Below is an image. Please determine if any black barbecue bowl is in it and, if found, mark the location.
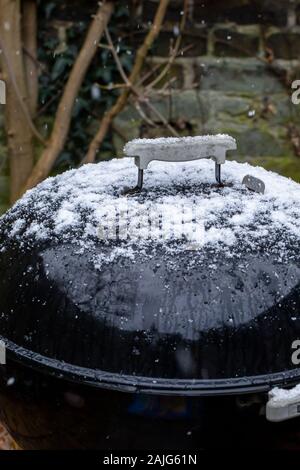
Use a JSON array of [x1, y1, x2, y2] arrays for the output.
[[0, 156, 300, 449]]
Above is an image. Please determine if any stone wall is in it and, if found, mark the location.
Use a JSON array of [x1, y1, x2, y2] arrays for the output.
[[113, 0, 300, 180]]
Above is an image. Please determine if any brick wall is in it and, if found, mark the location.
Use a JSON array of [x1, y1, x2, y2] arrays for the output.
[[113, 0, 300, 178]]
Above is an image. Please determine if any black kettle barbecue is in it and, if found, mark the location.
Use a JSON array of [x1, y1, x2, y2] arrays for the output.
[[0, 134, 300, 449]]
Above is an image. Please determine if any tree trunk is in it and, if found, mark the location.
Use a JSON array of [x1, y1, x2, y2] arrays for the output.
[[22, 0, 38, 117], [0, 0, 34, 203], [23, 1, 114, 193]]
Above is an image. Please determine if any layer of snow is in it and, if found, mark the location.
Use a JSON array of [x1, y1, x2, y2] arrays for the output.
[[269, 385, 300, 406], [1, 157, 300, 267], [124, 134, 237, 154]]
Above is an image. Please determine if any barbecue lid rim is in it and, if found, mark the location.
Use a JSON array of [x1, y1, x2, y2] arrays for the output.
[[2, 335, 300, 396]]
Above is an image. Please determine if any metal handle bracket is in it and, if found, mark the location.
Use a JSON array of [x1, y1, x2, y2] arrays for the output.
[[124, 135, 237, 191]]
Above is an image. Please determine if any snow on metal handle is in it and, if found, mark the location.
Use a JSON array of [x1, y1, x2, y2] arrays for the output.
[[124, 134, 237, 170]]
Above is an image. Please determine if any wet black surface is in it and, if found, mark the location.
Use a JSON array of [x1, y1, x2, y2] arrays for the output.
[[0, 237, 300, 392]]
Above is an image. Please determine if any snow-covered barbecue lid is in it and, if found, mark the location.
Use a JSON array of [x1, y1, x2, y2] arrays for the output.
[[0, 155, 300, 394]]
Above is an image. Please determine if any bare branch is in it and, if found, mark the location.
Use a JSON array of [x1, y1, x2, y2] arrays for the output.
[[23, 1, 114, 193], [132, 98, 157, 127], [140, 97, 178, 136], [137, 43, 194, 88], [146, 0, 189, 90], [105, 27, 131, 86], [104, 26, 179, 136], [96, 83, 129, 91]]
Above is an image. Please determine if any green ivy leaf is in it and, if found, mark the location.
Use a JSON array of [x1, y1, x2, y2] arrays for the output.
[[51, 57, 69, 80]]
